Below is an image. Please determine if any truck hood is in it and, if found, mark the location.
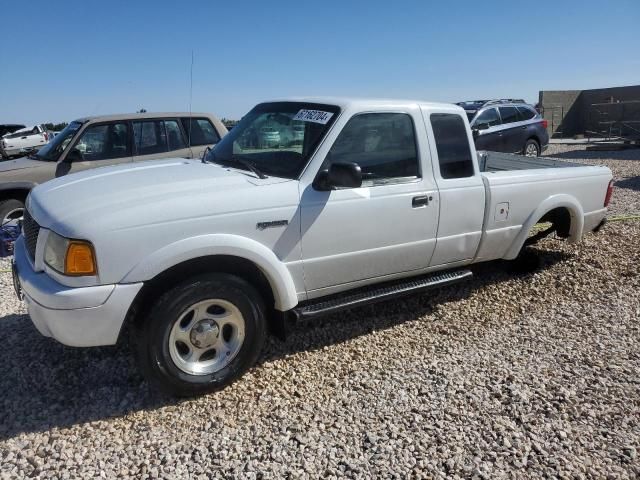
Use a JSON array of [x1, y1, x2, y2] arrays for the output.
[[29, 159, 295, 237], [0, 156, 47, 173]]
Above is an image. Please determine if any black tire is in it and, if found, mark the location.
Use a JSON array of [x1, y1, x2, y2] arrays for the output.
[[136, 273, 267, 397], [523, 138, 540, 157], [0, 199, 25, 226]]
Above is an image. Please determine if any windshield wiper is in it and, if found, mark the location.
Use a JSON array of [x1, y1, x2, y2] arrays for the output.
[[203, 150, 268, 179], [232, 157, 268, 179]]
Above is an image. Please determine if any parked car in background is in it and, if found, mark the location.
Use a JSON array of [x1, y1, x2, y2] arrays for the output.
[[0, 112, 227, 225], [0, 124, 26, 138], [12, 98, 612, 396], [457, 100, 549, 157], [259, 126, 280, 147], [1, 125, 49, 159]]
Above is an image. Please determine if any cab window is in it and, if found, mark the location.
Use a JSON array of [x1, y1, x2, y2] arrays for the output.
[[430, 113, 475, 179], [324, 113, 419, 185], [181, 118, 220, 146], [73, 123, 130, 161]]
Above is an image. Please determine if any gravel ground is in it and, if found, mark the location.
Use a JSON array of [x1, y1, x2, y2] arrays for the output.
[[1, 146, 639, 479]]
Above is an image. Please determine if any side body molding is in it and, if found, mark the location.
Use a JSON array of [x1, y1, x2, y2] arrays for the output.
[[121, 234, 299, 311], [503, 194, 584, 260]]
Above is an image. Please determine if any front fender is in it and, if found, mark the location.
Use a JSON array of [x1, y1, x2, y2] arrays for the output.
[[121, 234, 298, 311], [503, 194, 584, 260]]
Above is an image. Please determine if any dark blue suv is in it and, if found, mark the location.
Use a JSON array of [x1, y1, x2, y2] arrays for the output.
[[457, 99, 549, 156]]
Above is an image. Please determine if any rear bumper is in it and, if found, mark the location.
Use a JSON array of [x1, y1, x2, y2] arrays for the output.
[[14, 237, 142, 347]]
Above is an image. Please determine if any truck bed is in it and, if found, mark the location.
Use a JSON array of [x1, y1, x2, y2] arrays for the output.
[[478, 151, 582, 172]]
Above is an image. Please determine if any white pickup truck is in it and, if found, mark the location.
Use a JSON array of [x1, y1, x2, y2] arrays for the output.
[[1, 124, 49, 159], [13, 98, 613, 396]]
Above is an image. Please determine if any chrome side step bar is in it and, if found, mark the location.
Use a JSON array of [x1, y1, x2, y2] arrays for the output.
[[293, 269, 473, 320]]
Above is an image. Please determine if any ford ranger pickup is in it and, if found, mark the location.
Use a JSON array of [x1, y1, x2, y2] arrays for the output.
[[12, 98, 613, 396]]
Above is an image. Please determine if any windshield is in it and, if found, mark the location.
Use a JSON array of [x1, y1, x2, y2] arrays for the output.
[[204, 102, 341, 179], [36, 121, 82, 161]]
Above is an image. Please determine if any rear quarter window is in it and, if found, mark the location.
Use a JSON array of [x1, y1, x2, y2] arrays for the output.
[[430, 113, 475, 179], [498, 106, 519, 124], [181, 118, 220, 146], [516, 106, 536, 121]]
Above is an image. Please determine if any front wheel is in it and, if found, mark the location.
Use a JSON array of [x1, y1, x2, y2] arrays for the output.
[[0, 199, 25, 226], [136, 273, 267, 397], [523, 139, 540, 157]]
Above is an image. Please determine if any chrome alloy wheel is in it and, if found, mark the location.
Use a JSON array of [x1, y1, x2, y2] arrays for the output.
[[2, 207, 23, 227], [525, 142, 539, 157], [168, 299, 246, 375]]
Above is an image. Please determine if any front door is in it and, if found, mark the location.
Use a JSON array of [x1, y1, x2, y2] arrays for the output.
[[61, 121, 133, 176], [300, 111, 439, 294]]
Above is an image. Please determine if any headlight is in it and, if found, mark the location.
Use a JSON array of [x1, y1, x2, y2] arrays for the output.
[[44, 231, 97, 276]]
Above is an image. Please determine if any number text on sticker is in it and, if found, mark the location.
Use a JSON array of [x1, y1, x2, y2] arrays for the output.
[[293, 109, 334, 125]]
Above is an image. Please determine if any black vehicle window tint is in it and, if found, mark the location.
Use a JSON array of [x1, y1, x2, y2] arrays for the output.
[[181, 118, 220, 146], [474, 108, 500, 129], [164, 120, 186, 151], [498, 106, 519, 125], [133, 121, 168, 155], [74, 123, 130, 161], [430, 113, 474, 179], [516, 106, 536, 121], [325, 113, 419, 185]]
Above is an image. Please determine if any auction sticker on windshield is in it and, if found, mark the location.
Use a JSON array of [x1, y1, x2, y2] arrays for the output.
[[293, 109, 334, 124]]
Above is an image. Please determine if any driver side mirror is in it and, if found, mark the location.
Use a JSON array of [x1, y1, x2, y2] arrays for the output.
[[472, 123, 489, 137], [313, 162, 363, 191]]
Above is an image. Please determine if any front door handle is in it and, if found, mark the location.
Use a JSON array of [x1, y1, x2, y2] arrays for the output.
[[412, 195, 431, 208]]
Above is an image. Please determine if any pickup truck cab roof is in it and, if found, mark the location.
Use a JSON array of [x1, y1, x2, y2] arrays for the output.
[[14, 97, 612, 396]]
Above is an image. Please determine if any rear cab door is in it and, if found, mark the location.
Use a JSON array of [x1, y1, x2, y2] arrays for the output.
[[132, 118, 192, 162], [422, 106, 486, 266]]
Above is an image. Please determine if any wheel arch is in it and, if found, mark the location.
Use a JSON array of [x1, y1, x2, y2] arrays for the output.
[[121, 234, 299, 312], [503, 195, 584, 260], [0, 182, 36, 203]]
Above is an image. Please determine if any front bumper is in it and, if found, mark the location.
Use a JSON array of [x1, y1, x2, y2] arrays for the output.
[[14, 236, 142, 347]]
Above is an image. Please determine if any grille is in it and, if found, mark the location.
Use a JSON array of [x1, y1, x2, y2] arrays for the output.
[[22, 210, 40, 259]]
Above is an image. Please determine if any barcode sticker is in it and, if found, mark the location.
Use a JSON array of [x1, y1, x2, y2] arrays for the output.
[[293, 109, 334, 124]]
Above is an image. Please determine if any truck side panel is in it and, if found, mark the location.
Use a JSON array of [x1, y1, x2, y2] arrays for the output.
[[476, 167, 611, 261]]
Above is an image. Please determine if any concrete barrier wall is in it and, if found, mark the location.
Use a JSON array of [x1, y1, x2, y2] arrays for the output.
[[539, 84, 640, 138]]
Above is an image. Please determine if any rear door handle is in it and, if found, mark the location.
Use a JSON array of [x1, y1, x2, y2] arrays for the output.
[[412, 195, 431, 208]]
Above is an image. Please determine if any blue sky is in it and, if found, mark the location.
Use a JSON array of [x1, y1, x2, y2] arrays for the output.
[[2, 0, 639, 124]]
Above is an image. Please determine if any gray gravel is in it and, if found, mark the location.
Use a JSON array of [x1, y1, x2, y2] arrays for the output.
[[1, 146, 639, 479]]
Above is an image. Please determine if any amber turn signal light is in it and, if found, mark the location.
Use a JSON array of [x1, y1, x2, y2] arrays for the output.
[[65, 241, 97, 276]]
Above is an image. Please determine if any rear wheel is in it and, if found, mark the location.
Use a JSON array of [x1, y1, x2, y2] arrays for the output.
[[136, 273, 267, 397], [523, 139, 540, 157], [0, 199, 25, 227]]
